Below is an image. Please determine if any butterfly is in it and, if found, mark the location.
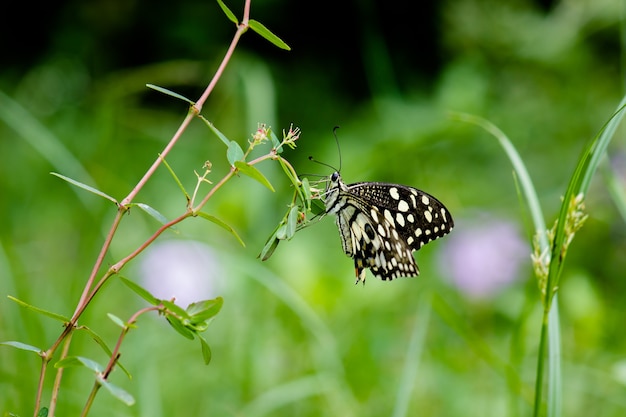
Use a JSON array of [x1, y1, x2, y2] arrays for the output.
[[323, 171, 454, 284]]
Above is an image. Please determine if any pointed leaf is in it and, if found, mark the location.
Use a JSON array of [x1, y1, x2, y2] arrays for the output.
[[158, 153, 189, 199], [249, 19, 291, 50], [0, 341, 42, 354], [311, 198, 326, 215], [275, 224, 288, 240], [196, 212, 245, 247], [269, 129, 282, 152], [107, 313, 127, 329], [146, 84, 194, 104], [55, 356, 104, 373], [187, 297, 223, 324], [227, 141, 244, 165], [301, 177, 312, 210], [259, 231, 280, 261], [119, 277, 159, 305], [8, 296, 70, 322], [133, 203, 175, 230], [234, 161, 274, 191], [199, 116, 230, 146], [97, 374, 136, 406], [165, 315, 195, 340], [285, 205, 299, 239], [50, 173, 117, 204], [162, 300, 190, 319], [77, 325, 132, 379], [198, 335, 212, 365], [216, 0, 238, 24]]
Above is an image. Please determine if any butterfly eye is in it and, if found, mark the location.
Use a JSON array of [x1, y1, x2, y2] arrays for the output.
[[331, 172, 340, 182]]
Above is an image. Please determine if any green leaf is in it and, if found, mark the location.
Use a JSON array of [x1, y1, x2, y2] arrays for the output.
[[55, 356, 104, 373], [162, 300, 190, 319], [146, 84, 194, 104], [119, 277, 159, 305], [50, 173, 117, 205], [200, 116, 230, 147], [259, 231, 280, 261], [269, 129, 282, 152], [158, 153, 189, 199], [275, 224, 288, 240], [165, 315, 195, 340], [216, 0, 238, 24], [278, 157, 304, 203], [187, 297, 223, 324], [227, 141, 245, 165], [248, 19, 291, 50], [37, 407, 49, 417], [196, 212, 245, 247], [311, 198, 326, 215], [198, 335, 212, 365], [77, 326, 132, 379], [0, 340, 42, 354], [234, 161, 275, 192], [107, 313, 127, 329], [8, 296, 70, 322], [301, 177, 312, 210], [133, 203, 175, 229], [96, 374, 136, 406], [286, 205, 299, 239]]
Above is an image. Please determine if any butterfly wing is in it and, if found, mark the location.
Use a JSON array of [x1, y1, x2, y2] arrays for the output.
[[346, 182, 454, 251], [333, 194, 418, 283], [324, 173, 454, 284]]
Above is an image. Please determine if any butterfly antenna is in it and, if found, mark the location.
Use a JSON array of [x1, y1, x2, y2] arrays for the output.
[[308, 155, 338, 172], [308, 126, 343, 173], [332, 125, 342, 172]]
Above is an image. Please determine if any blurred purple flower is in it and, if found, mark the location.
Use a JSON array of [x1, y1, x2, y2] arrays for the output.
[[138, 240, 223, 308], [438, 217, 529, 299]]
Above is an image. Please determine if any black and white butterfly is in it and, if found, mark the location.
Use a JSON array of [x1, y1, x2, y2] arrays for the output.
[[323, 171, 454, 284]]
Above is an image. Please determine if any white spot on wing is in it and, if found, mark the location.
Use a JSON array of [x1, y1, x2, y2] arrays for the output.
[[389, 187, 400, 200], [398, 200, 410, 212], [384, 209, 395, 226]]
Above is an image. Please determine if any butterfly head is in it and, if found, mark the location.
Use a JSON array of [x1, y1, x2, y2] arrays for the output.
[[323, 171, 348, 214]]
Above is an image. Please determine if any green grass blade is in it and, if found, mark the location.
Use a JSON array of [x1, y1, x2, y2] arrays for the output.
[[450, 112, 548, 244], [0, 91, 97, 208], [547, 301, 562, 417], [391, 292, 431, 417], [602, 162, 626, 223]]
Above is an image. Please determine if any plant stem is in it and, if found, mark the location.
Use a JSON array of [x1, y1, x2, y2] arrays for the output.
[[533, 307, 549, 417], [48, 332, 73, 417]]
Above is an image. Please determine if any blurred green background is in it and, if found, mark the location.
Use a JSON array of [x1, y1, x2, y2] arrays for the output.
[[1, 0, 625, 416]]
